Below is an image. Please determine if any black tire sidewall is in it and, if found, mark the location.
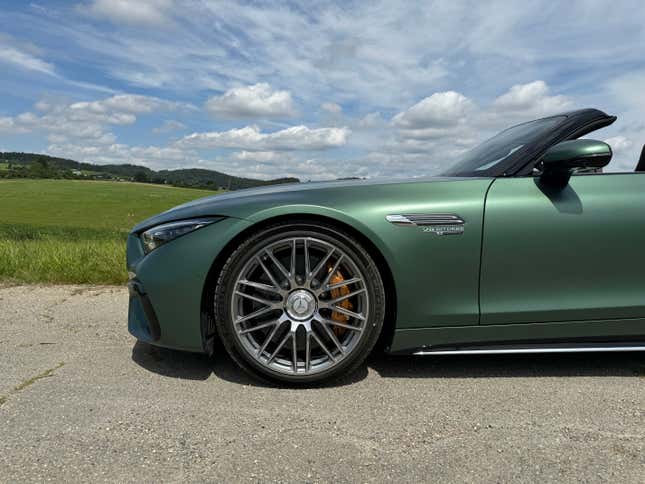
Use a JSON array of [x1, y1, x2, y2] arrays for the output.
[[214, 221, 385, 385]]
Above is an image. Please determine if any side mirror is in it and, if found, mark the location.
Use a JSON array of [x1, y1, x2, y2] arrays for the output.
[[540, 139, 612, 188]]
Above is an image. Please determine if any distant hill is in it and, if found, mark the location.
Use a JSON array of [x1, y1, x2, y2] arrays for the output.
[[0, 152, 299, 190]]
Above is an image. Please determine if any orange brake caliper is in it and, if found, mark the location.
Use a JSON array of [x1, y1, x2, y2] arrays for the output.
[[328, 268, 353, 337]]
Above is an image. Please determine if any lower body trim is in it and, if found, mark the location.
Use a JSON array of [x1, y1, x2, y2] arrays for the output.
[[413, 342, 645, 356]]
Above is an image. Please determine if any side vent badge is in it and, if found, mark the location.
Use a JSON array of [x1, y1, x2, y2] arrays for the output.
[[386, 214, 465, 236]]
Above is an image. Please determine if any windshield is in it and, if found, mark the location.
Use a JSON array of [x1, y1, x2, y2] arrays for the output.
[[442, 116, 565, 176]]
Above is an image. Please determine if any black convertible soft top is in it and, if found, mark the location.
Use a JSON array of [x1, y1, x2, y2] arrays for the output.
[[445, 108, 616, 178], [507, 108, 616, 177]]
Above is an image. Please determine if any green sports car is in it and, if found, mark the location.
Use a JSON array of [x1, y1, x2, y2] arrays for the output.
[[127, 108, 645, 384]]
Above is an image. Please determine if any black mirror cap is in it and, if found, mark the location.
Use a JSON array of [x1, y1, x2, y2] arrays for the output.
[[540, 139, 612, 188]]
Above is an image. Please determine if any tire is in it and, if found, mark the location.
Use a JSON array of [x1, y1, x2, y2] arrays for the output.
[[214, 220, 386, 386]]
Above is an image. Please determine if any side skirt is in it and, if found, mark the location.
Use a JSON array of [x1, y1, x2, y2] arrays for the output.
[[388, 318, 645, 355], [413, 342, 645, 356]]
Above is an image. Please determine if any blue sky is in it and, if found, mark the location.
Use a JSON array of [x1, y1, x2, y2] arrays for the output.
[[0, 0, 644, 179]]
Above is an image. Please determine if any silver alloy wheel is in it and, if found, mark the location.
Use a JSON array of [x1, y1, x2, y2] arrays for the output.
[[230, 236, 369, 376]]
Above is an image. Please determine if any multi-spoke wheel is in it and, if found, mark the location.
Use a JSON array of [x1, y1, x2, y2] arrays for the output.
[[214, 221, 386, 385]]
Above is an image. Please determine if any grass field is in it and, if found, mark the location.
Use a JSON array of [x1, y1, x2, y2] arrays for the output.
[[0, 179, 219, 284]]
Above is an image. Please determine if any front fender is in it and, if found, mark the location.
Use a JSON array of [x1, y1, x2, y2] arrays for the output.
[[245, 203, 398, 269]]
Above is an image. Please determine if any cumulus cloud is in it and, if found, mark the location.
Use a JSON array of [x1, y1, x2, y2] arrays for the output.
[[392, 91, 475, 129], [48, 142, 193, 167], [0, 94, 189, 145], [604, 136, 633, 153], [377, 80, 578, 168], [232, 151, 282, 163], [78, 0, 175, 26], [357, 112, 385, 129], [0, 117, 16, 131], [70, 94, 185, 116], [321, 102, 342, 114], [492, 80, 573, 118], [205, 83, 296, 119], [177, 125, 349, 151]]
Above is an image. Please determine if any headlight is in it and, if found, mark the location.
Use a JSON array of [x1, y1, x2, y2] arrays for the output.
[[140, 217, 222, 254]]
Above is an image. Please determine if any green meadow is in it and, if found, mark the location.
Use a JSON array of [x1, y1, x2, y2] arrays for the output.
[[0, 179, 219, 284]]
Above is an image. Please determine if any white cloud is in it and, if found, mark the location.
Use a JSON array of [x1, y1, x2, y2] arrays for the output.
[[195, 153, 342, 181], [357, 112, 385, 129], [492, 80, 573, 117], [321, 102, 342, 114], [4, 0, 644, 182], [0, 117, 16, 131], [177, 125, 349, 151], [78, 0, 175, 26], [232, 151, 282, 163], [605, 136, 633, 153], [392, 91, 475, 129], [375, 80, 578, 172], [152, 120, 187, 134], [0, 36, 56, 76], [602, 135, 640, 172], [70, 94, 185, 116], [0, 94, 189, 145], [48, 142, 193, 168], [205, 83, 295, 118]]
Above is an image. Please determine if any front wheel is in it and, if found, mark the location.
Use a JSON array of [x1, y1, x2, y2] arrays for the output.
[[214, 221, 386, 385]]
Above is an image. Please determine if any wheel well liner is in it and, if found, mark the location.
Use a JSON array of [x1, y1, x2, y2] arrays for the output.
[[200, 213, 397, 355]]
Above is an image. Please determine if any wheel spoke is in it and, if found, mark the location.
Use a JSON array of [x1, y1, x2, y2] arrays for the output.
[[325, 277, 362, 292], [321, 318, 363, 332], [235, 290, 278, 308], [304, 239, 311, 281], [238, 279, 282, 295], [290, 239, 297, 283], [308, 247, 334, 282], [257, 256, 282, 290], [326, 304, 365, 321], [235, 306, 273, 323], [291, 333, 298, 373], [305, 332, 311, 373], [267, 331, 291, 364], [265, 249, 290, 283], [257, 322, 282, 356], [319, 254, 344, 288], [239, 319, 279, 335], [311, 330, 335, 362], [325, 288, 366, 305], [320, 321, 345, 354]]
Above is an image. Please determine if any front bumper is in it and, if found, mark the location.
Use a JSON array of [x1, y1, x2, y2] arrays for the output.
[[127, 279, 161, 343], [126, 216, 252, 352]]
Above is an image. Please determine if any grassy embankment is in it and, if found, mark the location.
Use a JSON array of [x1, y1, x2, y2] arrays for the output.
[[0, 179, 219, 284]]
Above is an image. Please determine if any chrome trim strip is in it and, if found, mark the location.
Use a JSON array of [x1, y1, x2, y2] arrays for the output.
[[386, 213, 464, 227], [413, 346, 645, 356], [385, 214, 414, 226]]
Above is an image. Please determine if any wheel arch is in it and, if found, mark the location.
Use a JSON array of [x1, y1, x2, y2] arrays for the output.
[[200, 213, 398, 355]]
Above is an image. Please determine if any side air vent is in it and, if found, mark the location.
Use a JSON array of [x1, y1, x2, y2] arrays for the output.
[[385, 213, 464, 226]]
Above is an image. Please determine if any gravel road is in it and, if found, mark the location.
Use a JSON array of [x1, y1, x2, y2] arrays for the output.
[[1, 284, 644, 483]]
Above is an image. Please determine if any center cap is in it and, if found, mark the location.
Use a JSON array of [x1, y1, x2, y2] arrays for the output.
[[285, 289, 317, 320]]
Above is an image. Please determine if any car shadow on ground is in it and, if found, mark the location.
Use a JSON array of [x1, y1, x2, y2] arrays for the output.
[[132, 341, 645, 388], [131, 340, 368, 388]]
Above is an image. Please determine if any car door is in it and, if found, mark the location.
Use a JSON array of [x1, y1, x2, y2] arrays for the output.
[[480, 172, 645, 324]]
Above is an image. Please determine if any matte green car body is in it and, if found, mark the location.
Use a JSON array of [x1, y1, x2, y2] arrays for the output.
[[127, 109, 645, 357], [127, 173, 645, 354]]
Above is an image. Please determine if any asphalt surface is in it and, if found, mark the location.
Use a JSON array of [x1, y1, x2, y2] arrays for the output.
[[1, 284, 644, 483]]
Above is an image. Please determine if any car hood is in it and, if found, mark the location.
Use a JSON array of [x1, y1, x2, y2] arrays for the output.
[[131, 176, 473, 233]]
